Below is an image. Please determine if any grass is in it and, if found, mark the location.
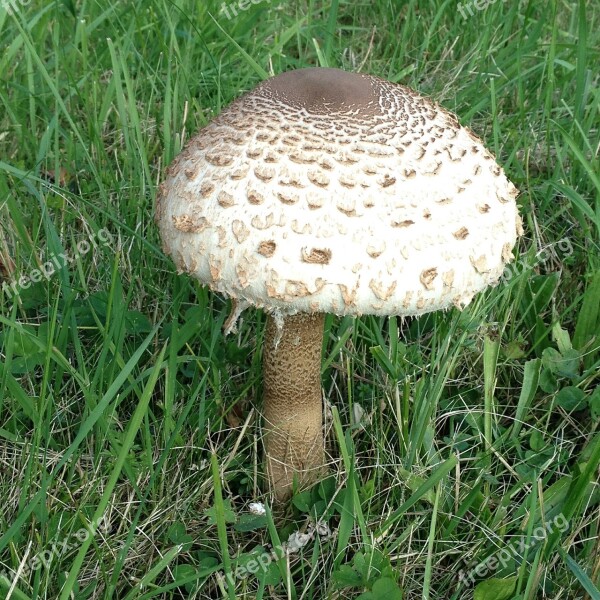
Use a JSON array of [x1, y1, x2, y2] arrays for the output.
[[0, 0, 599, 598]]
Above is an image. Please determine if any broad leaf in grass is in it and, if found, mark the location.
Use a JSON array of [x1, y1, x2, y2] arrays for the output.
[[0, 325, 41, 355], [557, 349, 582, 379], [204, 499, 236, 525], [172, 564, 198, 593], [0, 324, 47, 373], [556, 386, 587, 411], [197, 552, 219, 569], [398, 468, 435, 504], [589, 386, 600, 420], [125, 310, 153, 334], [541, 346, 580, 379], [539, 368, 559, 393], [292, 490, 312, 513], [542, 348, 564, 376], [333, 547, 397, 591], [529, 429, 545, 451], [233, 513, 267, 532], [167, 521, 193, 549], [8, 353, 46, 374], [261, 561, 281, 586], [474, 576, 518, 600], [552, 323, 572, 353], [333, 564, 364, 589], [504, 339, 526, 359], [317, 476, 337, 501], [354, 548, 393, 580], [357, 576, 403, 599]]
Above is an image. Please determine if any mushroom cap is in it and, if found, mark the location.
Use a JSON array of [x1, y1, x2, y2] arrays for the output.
[[156, 68, 522, 317]]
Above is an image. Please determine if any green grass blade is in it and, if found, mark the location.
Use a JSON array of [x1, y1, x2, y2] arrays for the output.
[[58, 344, 168, 600]]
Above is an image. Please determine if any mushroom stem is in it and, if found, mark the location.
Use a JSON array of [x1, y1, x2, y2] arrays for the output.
[[263, 312, 325, 500]]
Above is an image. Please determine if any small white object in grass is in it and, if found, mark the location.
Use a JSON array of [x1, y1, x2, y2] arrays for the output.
[[352, 402, 368, 427], [285, 531, 312, 553], [314, 521, 331, 538], [248, 502, 266, 516]]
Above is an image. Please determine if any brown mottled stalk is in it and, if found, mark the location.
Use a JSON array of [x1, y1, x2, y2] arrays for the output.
[[262, 313, 325, 501]]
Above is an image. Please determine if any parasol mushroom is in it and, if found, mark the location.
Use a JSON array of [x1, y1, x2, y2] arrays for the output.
[[156, 67, 522, 500]]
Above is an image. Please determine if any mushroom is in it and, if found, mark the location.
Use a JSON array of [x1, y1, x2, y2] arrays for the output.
[[156, 67, 522, 501]]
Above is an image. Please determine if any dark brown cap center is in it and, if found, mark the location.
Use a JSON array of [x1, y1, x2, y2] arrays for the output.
[[261, 68, 379, 115]]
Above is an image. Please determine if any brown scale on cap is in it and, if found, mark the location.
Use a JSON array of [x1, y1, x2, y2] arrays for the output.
[[254, 165, 275, 182], [251, 214, 274, 230], [277, 191, 299, 205], [156, 67, 522, 501], [172, 215, 208, 233], [205, 151, 233, 167], [392, 219, 415, 228], [420, 268, 438, 290], [443, 270, 455, 288], [301, 247, 332, 264], [232, 220, 250, 243], [217, 191, 235, 208], [200, 182, 214, 198], [247, 190, 264, 205], [453, 226, 469, 240], [258, 240, 277, 257]]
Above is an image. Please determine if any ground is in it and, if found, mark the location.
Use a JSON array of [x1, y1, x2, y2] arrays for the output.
[[0, 1, 599, 599]]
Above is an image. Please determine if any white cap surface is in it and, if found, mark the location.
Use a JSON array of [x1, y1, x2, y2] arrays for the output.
[[156, 68, 522, 317]]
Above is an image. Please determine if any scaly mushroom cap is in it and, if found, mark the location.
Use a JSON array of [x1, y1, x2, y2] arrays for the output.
[[156, 68, 522, 317]]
